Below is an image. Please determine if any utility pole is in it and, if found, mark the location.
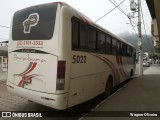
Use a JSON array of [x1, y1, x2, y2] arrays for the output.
[[130, 0, 143, 75], [137, 0, 143, 75]]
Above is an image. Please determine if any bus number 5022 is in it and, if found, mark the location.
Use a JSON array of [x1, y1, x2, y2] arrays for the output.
[[72, 55, 86, 64]]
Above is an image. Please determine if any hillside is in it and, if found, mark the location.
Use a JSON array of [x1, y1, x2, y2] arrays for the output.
[[117, 32, 154, 53]]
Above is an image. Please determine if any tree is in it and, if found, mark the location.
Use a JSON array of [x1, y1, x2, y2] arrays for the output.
[[117, 32, 154, 53]]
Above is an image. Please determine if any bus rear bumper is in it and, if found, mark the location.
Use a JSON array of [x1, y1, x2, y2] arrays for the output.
[[6, 82, 68, 110]]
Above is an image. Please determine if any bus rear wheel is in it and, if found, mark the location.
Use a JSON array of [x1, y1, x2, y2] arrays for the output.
[[104, 77, 113, 98]]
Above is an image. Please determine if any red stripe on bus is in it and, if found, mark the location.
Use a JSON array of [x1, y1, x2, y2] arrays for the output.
[[116, 55, 126, 77], [75, 12, 90, 24], [100, 55, 121, 83], [90, 53, 120, 84], [18, 80, 23, 87], [18, 62, 37, 87], [23, 62, 37, 75], [19, 62, 33, 75]]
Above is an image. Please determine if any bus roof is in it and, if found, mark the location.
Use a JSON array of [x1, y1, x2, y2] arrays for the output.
[[58, 2, 136, 49]]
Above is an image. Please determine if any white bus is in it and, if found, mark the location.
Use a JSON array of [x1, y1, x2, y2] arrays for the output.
[[7, 2, 136, 110]]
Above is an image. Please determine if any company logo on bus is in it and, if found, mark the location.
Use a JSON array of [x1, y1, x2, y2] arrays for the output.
[[14, 62, 43, 88], [23, 13, 39, 34]]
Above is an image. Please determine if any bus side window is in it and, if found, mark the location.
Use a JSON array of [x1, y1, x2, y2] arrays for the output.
[[72, 20, 79, 50], [127, 46, 132, 57], [129, 47, 131, 57], [97, 32, 106, 54], [122, 43, 127, 56], [88, 28, 96, 52], [127, 46, 130, 56], [112, 38, 117, 55], [117, 41, 120, 55], [80, 23, 87, 50], [130, 48, 133, 57], [106, 36, 111, 55]]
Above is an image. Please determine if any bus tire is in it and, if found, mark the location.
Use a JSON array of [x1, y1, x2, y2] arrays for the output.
[[103, 76, 113, 98]]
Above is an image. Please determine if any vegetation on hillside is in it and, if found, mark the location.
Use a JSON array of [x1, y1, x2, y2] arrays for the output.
[[117, 32, 154, 53]]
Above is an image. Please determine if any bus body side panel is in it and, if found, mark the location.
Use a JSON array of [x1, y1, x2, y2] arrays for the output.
[[67, 12, 135, 108], [121, 56, 132, 80], [121, 56, 135, 81], [69, 53, 113, 107]]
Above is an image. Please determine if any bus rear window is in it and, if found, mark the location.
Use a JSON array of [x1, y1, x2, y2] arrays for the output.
[[12, 3, 58, 40]]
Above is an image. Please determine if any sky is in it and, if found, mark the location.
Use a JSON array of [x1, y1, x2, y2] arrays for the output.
[[0, 0, 151, 42]]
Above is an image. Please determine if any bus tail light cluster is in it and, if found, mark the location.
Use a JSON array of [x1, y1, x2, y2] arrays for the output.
[[56, 61, 66, 90]]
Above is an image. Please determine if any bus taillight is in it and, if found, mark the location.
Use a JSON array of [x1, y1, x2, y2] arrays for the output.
[[56, 61, 66, 90]]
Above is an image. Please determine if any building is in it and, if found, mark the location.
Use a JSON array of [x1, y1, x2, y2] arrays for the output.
[[146, 0, 160, 53], [0, 41, 8, 72]]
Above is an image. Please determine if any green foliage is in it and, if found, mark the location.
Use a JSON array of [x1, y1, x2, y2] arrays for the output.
[[118, 32, 154, 53]]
